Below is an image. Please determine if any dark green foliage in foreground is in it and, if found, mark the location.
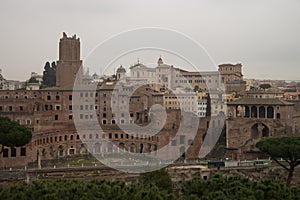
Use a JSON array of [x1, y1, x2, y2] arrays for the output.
[[139, 168, 173, 193], [182, 174, 300, 200], [0, 179, 175, 200], [1, 174, 300, 200]]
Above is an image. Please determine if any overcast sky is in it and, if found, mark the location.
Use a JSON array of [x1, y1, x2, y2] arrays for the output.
[[0, 0, 299, 81]]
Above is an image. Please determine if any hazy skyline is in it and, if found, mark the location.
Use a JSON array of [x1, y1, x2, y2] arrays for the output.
[[0, 0, 299, 81]]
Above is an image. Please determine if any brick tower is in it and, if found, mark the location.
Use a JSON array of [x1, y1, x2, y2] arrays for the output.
[[56, 32, 82, 87]]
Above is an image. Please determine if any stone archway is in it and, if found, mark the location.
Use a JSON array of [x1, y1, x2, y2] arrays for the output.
[[58, 145, 64, 157], [262, 125, 269, 137], [94, 142, 101, 154], [119, 142, 125, 152], [146, 143, 151, 153], [79, 144, 87, 154], [130, 143, 135, 153], [251, 123, 269, 139], [107, 143, 113, 153], [139, 143, 144, 153]]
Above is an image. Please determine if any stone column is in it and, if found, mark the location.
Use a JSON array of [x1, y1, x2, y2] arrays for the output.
[[265, 106, 267, 119]]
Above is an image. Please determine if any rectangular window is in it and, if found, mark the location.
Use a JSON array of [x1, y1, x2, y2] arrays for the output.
[[69, 95, 72, 100], [19, 106, 23, 111], [180, 135, 185, 144], [9, 106, 13, 111], [69, 115, 73, 120], [20, 147, 26, 156], [69, 105, 72, 110], [54, 115, 58, 120], [3, 148, 8, 157], [47, 95, 51, 100], [56, 95, 60, 100], [11, 147, 16, 157], [171, 140, 177, 146]]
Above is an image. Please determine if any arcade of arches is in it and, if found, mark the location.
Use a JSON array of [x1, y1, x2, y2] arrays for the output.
[[235, 105, 279, 119]]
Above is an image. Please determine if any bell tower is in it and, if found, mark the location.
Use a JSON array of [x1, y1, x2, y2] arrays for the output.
[[56, 32, 82, 87]]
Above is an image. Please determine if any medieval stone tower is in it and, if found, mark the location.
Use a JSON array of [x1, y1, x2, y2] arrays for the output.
[[56, 32, 82, 87]]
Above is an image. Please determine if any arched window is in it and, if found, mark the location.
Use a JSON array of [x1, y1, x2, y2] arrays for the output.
[[251, 106, 257, 118], [107, 143, 113, 153], [139, 143, 144, 153], [259, 106, 265, 118], [146, 144, 151, 153], [94, 143, 101, 154], [267, 106, 274, 118], [245, 106, 250, 117], [130, 143, 135, 153], [119, 143, 125, 152]]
